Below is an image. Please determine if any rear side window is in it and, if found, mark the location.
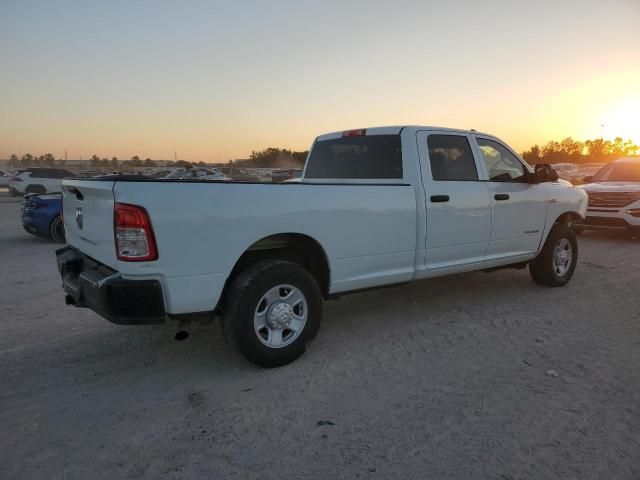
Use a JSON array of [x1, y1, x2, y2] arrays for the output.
[[305, 135, 402, 179], [427, 135, 478, 181]]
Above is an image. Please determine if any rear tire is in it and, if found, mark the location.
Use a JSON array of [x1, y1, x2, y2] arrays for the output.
[[529, 223, 578, 287], [50, 215, 65, 243], [222, 260, 323, 367]]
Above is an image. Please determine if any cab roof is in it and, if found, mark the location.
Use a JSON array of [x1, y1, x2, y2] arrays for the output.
[[315, 125, 492, 142]]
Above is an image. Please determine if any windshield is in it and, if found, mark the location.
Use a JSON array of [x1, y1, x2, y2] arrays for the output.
[[591, 162, 640, 182]]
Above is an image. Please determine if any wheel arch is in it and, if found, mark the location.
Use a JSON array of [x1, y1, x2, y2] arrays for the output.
[[554, 211, 584, 226], [49, 213, 65, 241], [224, 233, 331, 302]]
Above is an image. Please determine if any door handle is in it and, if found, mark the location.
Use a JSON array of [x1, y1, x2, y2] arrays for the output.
[[494, 194, 510, 201], [430, 195, 450, 203]]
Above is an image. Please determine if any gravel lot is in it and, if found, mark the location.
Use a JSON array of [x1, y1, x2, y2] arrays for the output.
[[1, 192, 639, 480]]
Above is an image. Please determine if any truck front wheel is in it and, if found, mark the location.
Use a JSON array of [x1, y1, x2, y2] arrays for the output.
[[529, 223, 578, 287], [222, 260, 323, 367]]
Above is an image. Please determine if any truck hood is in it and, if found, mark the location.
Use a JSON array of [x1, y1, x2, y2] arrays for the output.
[[579, 181, 640, 193]]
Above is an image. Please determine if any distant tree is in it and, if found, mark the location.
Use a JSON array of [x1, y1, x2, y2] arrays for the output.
[[143, 158, 156, 167], [559, 137, 583, 157], [247, 147, 306, 168], [584, 138, 610, 161], [292, 150, 309, 163], [110, 157, 118, 168], [20, 153, 34, 167], [42, 153, 55, 166], [175, 160, 192, 169], [9, 154, 19, 168], [90, 155, 101, 167], [522, 144, 541, 164], [521, 136, 638, 165], [129, 155, 143, 167]]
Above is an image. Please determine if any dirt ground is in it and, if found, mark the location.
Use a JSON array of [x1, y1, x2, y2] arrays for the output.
[[1, 192, 639, 480]]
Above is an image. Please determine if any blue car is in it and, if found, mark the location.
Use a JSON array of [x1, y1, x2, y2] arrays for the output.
[[21, 193, 65, 243]]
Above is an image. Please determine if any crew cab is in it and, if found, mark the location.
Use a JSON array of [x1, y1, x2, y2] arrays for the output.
[[56, 126, 587, 367], [575, 157, 640, 235]]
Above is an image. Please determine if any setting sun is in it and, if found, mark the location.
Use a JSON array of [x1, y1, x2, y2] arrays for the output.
[[601, 97, 640, 145]]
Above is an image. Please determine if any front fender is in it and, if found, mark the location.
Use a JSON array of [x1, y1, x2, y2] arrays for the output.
[[538, 183, 587, 251]]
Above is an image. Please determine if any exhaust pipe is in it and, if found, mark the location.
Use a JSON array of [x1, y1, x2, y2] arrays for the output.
[[174, 318, 191, 341]]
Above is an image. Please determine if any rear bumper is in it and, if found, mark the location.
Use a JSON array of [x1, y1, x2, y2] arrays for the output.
[[56, 247, 166, 325], [22, 213, 47, 236]]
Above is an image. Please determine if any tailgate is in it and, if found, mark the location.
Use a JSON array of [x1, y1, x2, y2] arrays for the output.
[[62, 179, 118, 268]]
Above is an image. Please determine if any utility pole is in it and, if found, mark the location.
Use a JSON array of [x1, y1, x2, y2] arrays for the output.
[[65, 149, 68, 161], [174, 150, 177, 162]]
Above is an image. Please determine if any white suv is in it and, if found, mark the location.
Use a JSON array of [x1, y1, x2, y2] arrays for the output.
[[0, 169, 11, 189], [576, 157, 640, 235], [10, 168, 74, 196]]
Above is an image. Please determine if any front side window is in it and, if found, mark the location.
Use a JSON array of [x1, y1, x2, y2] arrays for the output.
[[476, 138, 526, 182], [427, 135, 478, 181]]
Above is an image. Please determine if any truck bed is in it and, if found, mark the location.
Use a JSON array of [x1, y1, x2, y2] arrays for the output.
[[61, 178, 418, 314]]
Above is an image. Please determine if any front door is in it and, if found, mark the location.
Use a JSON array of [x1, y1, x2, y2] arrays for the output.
[[473, 136, 548, 260], [417, 131, 492, 270]]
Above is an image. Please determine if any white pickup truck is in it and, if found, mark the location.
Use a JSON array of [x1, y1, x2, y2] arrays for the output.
[[56, 126, 587, 367]]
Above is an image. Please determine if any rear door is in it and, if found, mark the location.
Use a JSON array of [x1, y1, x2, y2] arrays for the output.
[[417, 131, 492, 270], [472, 136, 547, 259], [62, 179, 118, 268]]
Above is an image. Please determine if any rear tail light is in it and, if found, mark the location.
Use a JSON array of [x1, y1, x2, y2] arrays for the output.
[[342, 129, 367, 137], [114, 203, 158, 261], [11, 176, 22, 182]]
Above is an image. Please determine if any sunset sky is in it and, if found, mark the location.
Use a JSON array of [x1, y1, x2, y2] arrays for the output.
[[1, 0, 639, 162]]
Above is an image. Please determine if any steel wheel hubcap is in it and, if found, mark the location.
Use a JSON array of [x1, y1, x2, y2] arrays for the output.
[[552, 238, 572, 276], [254, 284, 307, 348]]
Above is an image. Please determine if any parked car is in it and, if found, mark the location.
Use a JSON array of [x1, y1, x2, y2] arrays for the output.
[[22, 193, 65, 242], [579, 163, 605, 177], [551, 163, 579, 182], [164, 167, 230, 181], [10, 168, 73, 196], [271, 168, 302, 183], [0, 168, 11, 188], [56, 126, 586, 367], [575, 157, 640, 235]]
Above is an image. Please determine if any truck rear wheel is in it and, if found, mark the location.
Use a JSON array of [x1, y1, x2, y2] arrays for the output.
[[222, 260, 323, 367], [529, 223, 578, 287]]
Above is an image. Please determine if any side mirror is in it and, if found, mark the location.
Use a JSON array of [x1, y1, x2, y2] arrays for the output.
[[583, 175, 593, 183], [534, 164, 559, 183]]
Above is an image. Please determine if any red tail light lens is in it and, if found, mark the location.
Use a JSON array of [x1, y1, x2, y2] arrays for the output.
[[114, 203, 158, 261], [11, 176, 23, 182]]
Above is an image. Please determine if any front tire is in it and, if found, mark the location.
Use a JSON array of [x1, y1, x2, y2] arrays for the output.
[[50, 215, 65, 243], [529, 224, 578, 287], [222, 260, 323, 367]]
